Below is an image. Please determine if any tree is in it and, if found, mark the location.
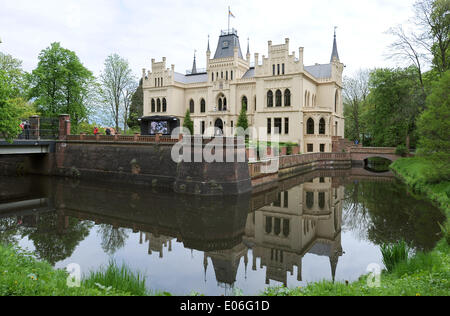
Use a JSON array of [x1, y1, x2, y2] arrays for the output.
[[127, 79, 144, 129], [183, 110, 194, 135], [416, 70, 450, 159], [98, 54, 136, 133], [343, 69, 370, 142], [29, 43, 93, 128], [236, 107, 249, 137], [364, 67, 425, 148], [413, 0, 450, 73]]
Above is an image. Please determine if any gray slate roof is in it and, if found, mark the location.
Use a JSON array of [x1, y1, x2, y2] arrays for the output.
[[174, 72, 208, 84], [304, 64, 332, 79], [214, 33, 244, 59], [308, 241, 332, 257], [242, 67, 255, 79]]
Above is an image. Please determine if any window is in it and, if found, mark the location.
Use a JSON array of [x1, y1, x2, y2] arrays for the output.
[[319, 118, 326, 135], [218, 98, 223, 111], [155, 78, 157, 87], [223, 97, 227, 111], [161, 78, 163, 86], [307, 144, 314, 153], [266, 217, 273, 234], [335, 91, 339, 113], [221, 71, 223, 79], [189, 99, 195, 113], [151, 99, 155, 112], [157, 98, 161, 112], [267, 90, 273, 107], [276, 90, 282, 107], [306, 192, 314, 209], [277, 64, 280, 75], [282, 64, 285, 75], [284, 191, 289, 208], [274, 192, 281, 207], [284, 89, 291, 106], [274, 118, 282, 135], [162, 98, 167, 112], [273, 65, 276, 76], [226, 71, 228, 81], [285, 118, 289, 135], [319, 192, 326, 210], [283, 219, 290, 237], [231, 71, 233, 80], [307, 118, 315, 135], [201, 99, 206, 113], [201, 121, 206, 135], [267, 118, 272, 135], [320, 144, 325, 153], [242, 96, 248, 111], [212, 73, 214, 81], [274, 218, 281, 235], [305, 91, 308, 107]]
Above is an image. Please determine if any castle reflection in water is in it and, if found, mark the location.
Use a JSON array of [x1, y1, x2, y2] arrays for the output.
[[0, 173, 346, 289], [133, 176, 344, 288]]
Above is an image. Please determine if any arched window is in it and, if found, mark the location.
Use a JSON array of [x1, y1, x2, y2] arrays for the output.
[[189, 99, 195, 113], [157, 98, 161, 112], [223, 97, 227, 111], [267, 90, 273, 107], [162, 98, 167, 112], [200, 99, 206, 113], [319, 118, 326, 135], [218, 98, 223, 111], [284, 89, 291, 107], [151, 99, 155, 112], [307, 118, 315, 135], [242, 96, 248, 111], [276, 90, 282, 107]]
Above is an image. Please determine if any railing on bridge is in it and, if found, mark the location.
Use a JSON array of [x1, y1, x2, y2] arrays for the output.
[[18, 116, 59, 140]]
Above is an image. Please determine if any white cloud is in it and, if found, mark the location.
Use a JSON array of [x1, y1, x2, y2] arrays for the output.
[[0, 0, 417, 77]]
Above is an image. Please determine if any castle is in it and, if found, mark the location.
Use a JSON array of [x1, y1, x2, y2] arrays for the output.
[[141, 28, 344, 153]]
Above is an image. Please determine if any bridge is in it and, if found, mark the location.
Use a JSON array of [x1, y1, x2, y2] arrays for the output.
[[349, 146, 401, 163], [0, 140, 55, 155]]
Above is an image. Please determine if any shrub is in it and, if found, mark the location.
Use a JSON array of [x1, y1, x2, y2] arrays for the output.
[[380, 240, 411, 273], [395, 144, 409, 157]]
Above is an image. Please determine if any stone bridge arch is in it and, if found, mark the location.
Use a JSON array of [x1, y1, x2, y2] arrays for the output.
[[349, 147, 401, 163]]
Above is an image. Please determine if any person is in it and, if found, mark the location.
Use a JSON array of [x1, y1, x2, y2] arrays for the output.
[[355, 139, 359, 146], [24, 121, 30, 140], [105, 128, 111, 136], [94, 127, 99, 135], [19, 122, 24, 139]]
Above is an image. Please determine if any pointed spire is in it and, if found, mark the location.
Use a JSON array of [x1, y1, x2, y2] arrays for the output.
[[331, 26, 340, 62], [207, 35, 211, 53], [247, 38, 250, 56], [191, 50, 197, 74]]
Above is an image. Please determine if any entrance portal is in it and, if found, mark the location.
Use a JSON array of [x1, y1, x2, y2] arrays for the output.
[[214, 119, 224, 136]]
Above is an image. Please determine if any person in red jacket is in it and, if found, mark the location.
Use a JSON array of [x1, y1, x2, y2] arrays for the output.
[[94, 127, 99, 135]]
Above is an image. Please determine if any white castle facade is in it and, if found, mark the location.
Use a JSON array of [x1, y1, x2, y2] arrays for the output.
[[141, 28, 344, 153]]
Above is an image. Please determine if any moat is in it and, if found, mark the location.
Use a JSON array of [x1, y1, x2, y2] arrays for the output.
[[0, 170, 445, 296]]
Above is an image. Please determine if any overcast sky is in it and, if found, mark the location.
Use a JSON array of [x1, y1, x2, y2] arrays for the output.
[[0, 0, 418, 79]]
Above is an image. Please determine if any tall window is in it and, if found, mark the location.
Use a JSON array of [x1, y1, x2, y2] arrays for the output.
[[335, 91, 339, 113], [161, 78, 163, 86], [218, 95, 226, 111], [231, 71, 233, 80], [320, 144, 325, 153], [284, 89, 291, 107], [189, 99, 195, 113], [157, 98, 161, 112], [306, 192, 314, 209], [212, 73, 214, 81], [200, 99, 206, 113], [267, 118, 272, 135], [267, 90, 274, 107], [307, 118, 315, 135], [242, 96, 248, 111], [151, 99, 155, 112], [223, 97, 227, 111], [277, 64, 280, 75], [274, 118, 282, 135], [319, 118, 326, 135], [282, 64, 285, 75], [285, 118, 289, 135], [273, 65, 276, 76], [276, 90, 282, 107], [226, 71, 228, 81], [162, 98, 167, 112], [307, 144, 314, 153], [218, 98, 223, 111], [319, 192, 326, 210]]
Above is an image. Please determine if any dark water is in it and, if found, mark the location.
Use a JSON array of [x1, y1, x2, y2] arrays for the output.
[[0, 170, 445, 296]]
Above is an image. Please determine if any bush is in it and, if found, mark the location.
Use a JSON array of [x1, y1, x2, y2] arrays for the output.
[[395, 144, 409, 157]]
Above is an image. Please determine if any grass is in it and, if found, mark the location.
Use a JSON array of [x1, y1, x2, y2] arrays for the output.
[[0, 244, 171, 296], [380, 241, 411, 273], [82, 260, 148, 296]]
